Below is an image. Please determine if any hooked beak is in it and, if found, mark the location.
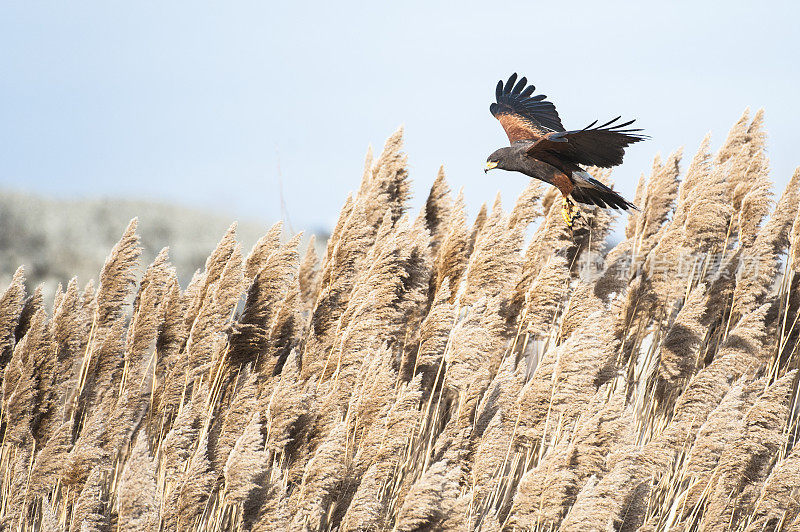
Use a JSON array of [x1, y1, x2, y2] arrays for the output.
[[485, 161, 498, 173]]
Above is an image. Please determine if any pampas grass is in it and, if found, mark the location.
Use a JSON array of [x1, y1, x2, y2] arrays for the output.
[[1, 116, 799, 531]]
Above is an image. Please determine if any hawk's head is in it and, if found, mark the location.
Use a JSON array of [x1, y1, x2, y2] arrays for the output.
[[485, 147, 516, 173]]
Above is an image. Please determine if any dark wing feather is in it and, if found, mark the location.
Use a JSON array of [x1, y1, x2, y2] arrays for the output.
[[571, 174, 639, 211], [525, 117, 648, 168], [490, 73, 565, 143]]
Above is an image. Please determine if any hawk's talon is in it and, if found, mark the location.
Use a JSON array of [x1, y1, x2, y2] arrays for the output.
[[562, 206, 573, 227], [561, 197, 579, 227]]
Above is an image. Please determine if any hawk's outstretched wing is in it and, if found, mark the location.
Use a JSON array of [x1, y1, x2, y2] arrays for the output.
[[490, 73, 565, 143], [525, 117, 648, 168]]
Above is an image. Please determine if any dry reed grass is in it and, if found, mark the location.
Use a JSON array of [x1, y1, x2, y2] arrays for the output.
[[1, 112, 799, 531]]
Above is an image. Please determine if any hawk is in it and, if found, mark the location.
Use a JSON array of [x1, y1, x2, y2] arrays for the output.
[[485, 73, 646, 226]]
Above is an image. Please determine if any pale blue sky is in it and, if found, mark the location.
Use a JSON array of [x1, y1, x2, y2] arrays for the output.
[[2, 1, 798, 233]]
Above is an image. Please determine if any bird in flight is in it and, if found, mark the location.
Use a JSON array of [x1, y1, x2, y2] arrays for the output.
[[485, 73, 647, 227]]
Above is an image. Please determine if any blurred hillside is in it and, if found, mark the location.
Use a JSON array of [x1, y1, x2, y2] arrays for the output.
[[0, 190, 303, 299]]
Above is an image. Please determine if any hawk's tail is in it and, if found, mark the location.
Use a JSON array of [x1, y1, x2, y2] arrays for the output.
[[570, 171, 639, 211]]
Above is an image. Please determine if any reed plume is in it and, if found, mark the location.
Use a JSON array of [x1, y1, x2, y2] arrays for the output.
[[1, 119, 798, 531], [118, 432, 160, 530]]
